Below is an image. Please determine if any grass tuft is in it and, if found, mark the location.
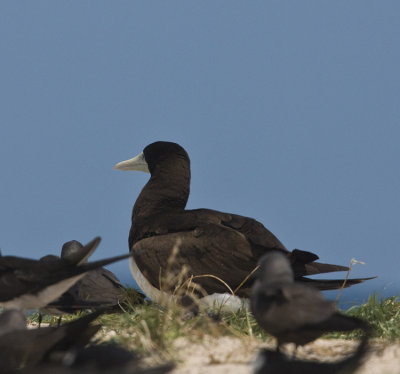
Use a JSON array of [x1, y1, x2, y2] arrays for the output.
[[344, 293, 400, 340]]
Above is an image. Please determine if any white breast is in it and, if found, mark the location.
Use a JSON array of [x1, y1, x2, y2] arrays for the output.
[[129, 256, 171, 302]]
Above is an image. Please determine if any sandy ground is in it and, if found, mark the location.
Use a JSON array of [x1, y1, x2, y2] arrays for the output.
[[170, 336, 400, 374], [29, 322, 400, 373]]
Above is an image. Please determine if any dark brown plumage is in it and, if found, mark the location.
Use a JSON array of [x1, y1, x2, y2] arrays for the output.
[[115, 141, 373, 300]]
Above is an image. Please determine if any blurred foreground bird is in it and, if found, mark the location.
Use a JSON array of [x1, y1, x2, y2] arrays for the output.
[[15, 341, 174, 374], [0, 237, 131, 311], [19, 361, 174, 374], [115, 141, 374, 310], [0, 309, 101, 373], [254, 334, 369, 374], [40, 240, 144, 317], [0, 309, 173, 374], [251, 252, 370, 351]]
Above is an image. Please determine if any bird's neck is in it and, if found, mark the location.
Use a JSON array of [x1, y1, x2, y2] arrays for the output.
[[132, 161, 191, 218]]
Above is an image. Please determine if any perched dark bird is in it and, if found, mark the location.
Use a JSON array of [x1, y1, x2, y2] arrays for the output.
[[40, 240, 144, 316], [251, 252, 370, 350], [0, 237, 132, 311], [0, 310, 101, 373], [114, 141, 373, 307], [254, 335, 369, 374]]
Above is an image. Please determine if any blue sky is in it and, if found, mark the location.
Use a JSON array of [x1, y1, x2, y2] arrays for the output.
[[1, 2, 399, 306]]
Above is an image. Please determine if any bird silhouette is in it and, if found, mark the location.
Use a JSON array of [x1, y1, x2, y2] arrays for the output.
[[251, 251, 370, 350], [115, 141, 373, 308], [0, 237, 131, 311]]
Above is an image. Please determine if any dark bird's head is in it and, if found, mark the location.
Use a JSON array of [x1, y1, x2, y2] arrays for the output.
[[257, 252, 294, 285], [114, 141, 189, 175], [61, 238, 101, 265], [61, 240, 84, 262]]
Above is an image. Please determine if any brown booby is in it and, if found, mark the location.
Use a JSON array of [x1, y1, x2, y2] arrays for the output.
[[115, 141, 373, 309]]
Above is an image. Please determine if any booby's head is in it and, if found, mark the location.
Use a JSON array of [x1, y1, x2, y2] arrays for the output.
[[257, 252, 294, 285], [114, 141, 189, 175]]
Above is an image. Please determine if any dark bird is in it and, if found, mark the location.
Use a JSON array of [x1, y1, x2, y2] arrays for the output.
[[0, 310, 173, 374], [16, 342, 174, 374], [0, 310, 101, 373], [251, 252, 370, 350], [114, 141, 373, 307], [0, 237, 132, 311], [254, 335, 369, 374], [40, 240, 144, 316]]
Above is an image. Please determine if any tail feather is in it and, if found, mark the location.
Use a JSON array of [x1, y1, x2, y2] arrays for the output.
[[290, 249, 350, 277], [304, 261, 349, 275], [296, 276, 376, 290]]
